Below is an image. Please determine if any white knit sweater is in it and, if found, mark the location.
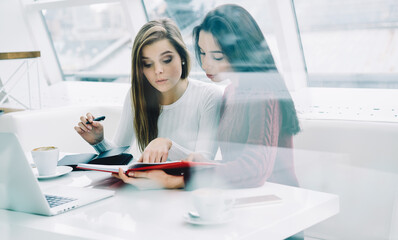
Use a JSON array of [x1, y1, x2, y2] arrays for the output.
[[93, 78, 222, 161]]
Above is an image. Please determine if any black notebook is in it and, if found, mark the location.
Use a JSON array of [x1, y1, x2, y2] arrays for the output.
[[58, 146, 133, 170]]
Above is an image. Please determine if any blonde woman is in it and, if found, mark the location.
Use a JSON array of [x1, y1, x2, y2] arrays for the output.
[[75, 19, 222, 164]]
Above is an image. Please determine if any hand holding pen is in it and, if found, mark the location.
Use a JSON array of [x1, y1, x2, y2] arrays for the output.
[[74, 113, 105, 145], [86, 116, 106, 124]]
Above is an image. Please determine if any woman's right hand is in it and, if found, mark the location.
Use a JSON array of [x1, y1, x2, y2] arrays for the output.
[[74, 113, 104, 145], [138, 138, 172, 163]]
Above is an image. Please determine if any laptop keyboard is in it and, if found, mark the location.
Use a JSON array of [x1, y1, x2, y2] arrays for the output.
[[45, 195, 77, 208]]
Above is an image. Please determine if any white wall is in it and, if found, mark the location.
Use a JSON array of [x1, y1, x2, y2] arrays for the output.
[[0, 0, 37, 84], [0, 0, 64, 96], [0, 0, 36, 52]]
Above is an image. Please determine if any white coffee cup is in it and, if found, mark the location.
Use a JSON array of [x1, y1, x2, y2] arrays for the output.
[[191, 188, 235, 221], [31, 146, 59, 176]]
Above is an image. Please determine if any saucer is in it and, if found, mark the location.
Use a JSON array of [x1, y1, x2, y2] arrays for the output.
[[35, 166, 73, 179], [183, 211, 234, 225]]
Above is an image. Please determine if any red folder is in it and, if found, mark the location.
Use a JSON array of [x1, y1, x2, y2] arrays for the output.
[[77, 161, 219, 175]]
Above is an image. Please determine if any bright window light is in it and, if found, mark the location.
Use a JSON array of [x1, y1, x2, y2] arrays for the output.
[[294, 0, 398, 88], [41, 3, 131, 82]]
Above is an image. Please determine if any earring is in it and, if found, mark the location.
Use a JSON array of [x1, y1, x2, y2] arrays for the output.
[[182, 61, 185, 65]]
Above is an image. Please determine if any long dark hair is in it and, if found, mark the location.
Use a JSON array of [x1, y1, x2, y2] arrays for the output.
[[132, 19, 191, 151], [193, 4, 300, 135]]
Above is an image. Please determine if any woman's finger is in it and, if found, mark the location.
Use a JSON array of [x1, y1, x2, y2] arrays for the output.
[[185, 154, 194, 162], [77, 122, 91, 132], [112, 173, 121, 179], [80, 115, 89, 125], [74, 126, 84, 134], [86, 112, 94, 122], [79, 115, 86, 122], [79, 116, 92, 130], [130, 171, 148, 178], [142, 152, 150, 163], [155, 152, 162, 163], [117, 168, 130, 183], [148, 152, 155, 163], [161, 151, 168, 163], [91, 121, 101, 128]]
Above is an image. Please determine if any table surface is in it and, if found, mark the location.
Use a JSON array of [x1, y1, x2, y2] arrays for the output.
[[0, 170, 339, 240]]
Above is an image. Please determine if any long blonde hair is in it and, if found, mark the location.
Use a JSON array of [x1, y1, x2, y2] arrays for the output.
[[131, 18, 191, 151]]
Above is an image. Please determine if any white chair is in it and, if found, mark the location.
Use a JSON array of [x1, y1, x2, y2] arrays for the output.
[[294, 119, 398, 239]]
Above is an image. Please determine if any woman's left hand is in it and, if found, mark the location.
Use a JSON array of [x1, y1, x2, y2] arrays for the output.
[[184, 152, 209, 162], [112, 168, 184, 189], [139, 138, 172, 163]]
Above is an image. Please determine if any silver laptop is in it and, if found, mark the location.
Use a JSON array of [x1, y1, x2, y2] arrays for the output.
[[0, 132, 115, 216]]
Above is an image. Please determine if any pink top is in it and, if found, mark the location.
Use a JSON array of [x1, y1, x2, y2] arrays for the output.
[[185, 81, 299, 189]]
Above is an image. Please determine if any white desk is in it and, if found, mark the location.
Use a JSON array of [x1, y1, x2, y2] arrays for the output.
[[0, 171, 339, 240]]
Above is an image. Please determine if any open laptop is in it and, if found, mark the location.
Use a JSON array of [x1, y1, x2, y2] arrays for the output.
[[0, 132, 115, 216]]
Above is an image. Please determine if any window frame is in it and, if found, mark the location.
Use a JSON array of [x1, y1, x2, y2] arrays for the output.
[[23, 0, 147, 85]]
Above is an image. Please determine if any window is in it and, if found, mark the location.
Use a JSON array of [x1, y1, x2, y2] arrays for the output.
[[42, 3, 131, 82], [294, 0, 398, 88]]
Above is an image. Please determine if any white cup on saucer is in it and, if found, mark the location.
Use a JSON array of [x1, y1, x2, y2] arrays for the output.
[[191, 188, 235, 221], [31, 146, 59, 176]]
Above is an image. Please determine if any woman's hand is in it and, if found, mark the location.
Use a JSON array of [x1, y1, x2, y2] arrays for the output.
[[138, 138, 172, 163], [112, 168, 184, 189], [74, 113, 104, 145], [184, 152, 209, 162]]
